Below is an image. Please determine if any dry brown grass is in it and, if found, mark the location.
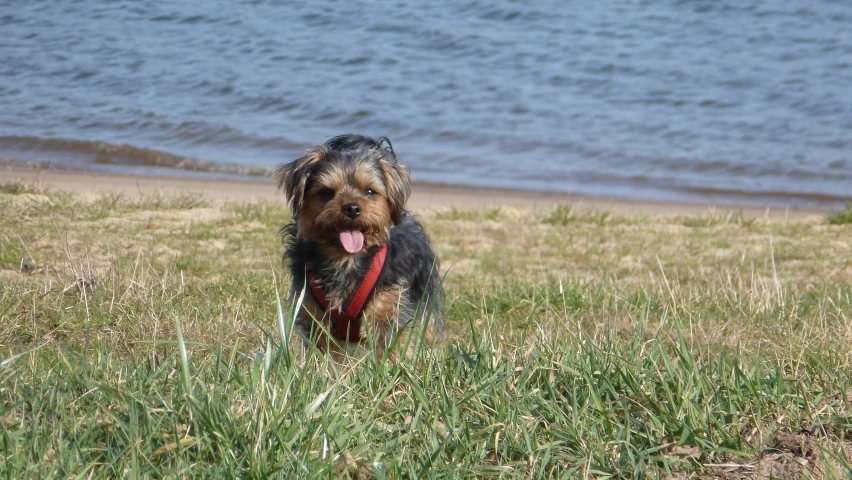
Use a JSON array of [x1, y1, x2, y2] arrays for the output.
[[2, 184, 851, 360]]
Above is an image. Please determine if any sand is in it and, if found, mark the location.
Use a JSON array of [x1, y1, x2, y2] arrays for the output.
[[0, 168, 824, 219]]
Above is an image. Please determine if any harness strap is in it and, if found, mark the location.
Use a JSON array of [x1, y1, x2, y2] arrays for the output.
[[305, 243, 388, 341]]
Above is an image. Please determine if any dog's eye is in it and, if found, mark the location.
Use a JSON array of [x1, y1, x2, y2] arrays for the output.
[[365, 188, 376, 197], [319, 189, 335, 200]]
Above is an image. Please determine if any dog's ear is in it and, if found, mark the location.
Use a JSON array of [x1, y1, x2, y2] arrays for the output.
[[379, 160, 410, 225], [273, 147, 327, 218]]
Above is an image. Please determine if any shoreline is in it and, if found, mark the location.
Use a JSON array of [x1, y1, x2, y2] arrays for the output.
[[0, 167, 826, 219]]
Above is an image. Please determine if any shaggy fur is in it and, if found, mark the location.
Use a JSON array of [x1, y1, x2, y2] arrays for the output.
[[275, 135, 444, 359]]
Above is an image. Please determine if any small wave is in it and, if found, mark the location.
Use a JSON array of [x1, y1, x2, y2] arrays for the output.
[[681, 184, 851, 207], [0, 135, 270, 177], [462, 5, 552, 24]]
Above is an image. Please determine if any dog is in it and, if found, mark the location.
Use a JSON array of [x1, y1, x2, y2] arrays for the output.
[[275, 134, 444, 360]]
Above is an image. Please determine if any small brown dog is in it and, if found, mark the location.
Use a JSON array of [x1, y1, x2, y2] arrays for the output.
[[275, 135, 444, 360]]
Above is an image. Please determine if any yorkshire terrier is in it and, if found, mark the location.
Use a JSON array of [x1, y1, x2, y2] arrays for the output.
[[275, 134, 444, 360]]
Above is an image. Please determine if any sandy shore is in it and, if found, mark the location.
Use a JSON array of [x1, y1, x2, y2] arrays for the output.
[[1, 168, 824, 219]]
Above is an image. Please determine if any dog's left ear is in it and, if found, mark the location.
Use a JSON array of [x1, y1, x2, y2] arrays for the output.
[[273, 147, 327, 218], [379, 160, 410, 225]]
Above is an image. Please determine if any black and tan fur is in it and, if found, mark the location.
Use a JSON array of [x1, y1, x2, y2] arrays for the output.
[[275, 135, 444, 360]]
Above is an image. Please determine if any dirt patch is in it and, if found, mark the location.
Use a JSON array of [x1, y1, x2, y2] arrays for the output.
[[203, 239, 227, 252], [710, 431, 852, 479], [153, 245, 181, 258], [224, 220, 266, 233], [0, 268, 30, 282], [12, 193, 52, 203], [166, 207, 225, 223]]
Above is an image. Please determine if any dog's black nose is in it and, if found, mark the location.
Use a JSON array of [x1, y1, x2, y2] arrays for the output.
[[341, 203, 361, 219]]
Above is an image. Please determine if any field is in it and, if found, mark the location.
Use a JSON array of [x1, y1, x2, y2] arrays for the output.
[[1, 180, 851, 478]]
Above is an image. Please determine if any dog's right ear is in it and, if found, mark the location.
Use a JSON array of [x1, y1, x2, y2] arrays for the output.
[[273, 147, 327, 218]]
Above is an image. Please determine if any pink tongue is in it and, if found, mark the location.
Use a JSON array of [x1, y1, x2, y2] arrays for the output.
[[339, 230, 364, 253]]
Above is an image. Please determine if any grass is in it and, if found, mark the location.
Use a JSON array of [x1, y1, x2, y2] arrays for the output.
[[681, 210, 757, 228], [827, 203, 852, 225], [1, 182, 852, 478], [0, 179, 48, 195], [435, 206, 504, 222], [541, 204, 612, 226]]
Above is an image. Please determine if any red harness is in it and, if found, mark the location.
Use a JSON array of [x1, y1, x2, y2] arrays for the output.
[[305, 243, 388, 342]]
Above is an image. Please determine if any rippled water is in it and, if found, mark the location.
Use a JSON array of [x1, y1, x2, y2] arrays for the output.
[[2, 0, 851, 207]]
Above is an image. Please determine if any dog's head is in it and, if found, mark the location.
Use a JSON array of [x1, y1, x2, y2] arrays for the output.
[[275, 135, 410, 256]]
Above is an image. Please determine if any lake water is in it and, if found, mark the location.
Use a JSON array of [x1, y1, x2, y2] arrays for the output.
[[2, 0, 851, 207]]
